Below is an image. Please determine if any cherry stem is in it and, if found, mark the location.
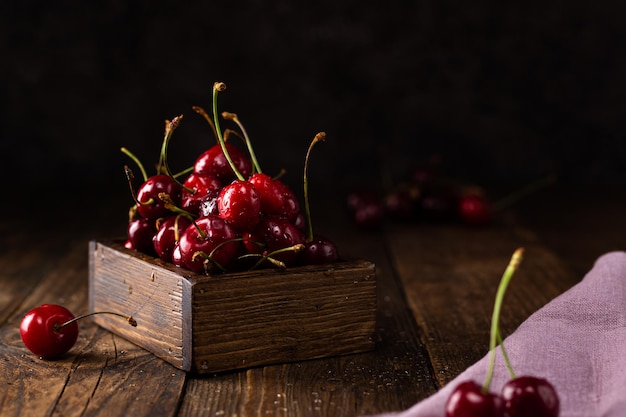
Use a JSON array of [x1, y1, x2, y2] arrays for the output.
[[158, 192, 197, 219], [303, 132, 327, 243], [158, 116, 195, 193], [172, 166, 194, 179], [124, 165, 153, 207], [483, 247, 524, 393], [222, 112, 263, 174], [120, 147, 148, 182], [192, 105, 219, 141], [250, 243, 305, 270], [492, 174, 557, 212], [55, 311, 137, 331], [497, 326, 516, 379], [212, 82, 245, 181]]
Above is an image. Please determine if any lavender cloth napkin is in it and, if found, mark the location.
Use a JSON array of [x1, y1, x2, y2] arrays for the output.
[[366, 251, 626, 417]]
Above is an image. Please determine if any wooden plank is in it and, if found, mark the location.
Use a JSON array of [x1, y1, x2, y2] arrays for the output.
[[0, 240, 187, 417], [177, 213, 439, 416], [384, 220, 581, 388], [90, 240, 377, 374]]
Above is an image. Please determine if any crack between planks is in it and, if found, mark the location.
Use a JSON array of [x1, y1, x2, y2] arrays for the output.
[[380, 225, 441, 392], [79, 356, 109, 417]]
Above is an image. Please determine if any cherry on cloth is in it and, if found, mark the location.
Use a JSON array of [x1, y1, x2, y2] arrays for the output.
[[360, 251, 626, 417]]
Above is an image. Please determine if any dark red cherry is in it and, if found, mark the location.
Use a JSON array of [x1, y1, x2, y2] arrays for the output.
[[409, 164, 438, 186], [458, 192, 492, 226], [153, 215, 193, 262], [180, 172, 222, 216], [384, 185, 419, 220], [501, 376, 559, 417], [177, 215, 240, 273], [135, 175, 182, 220], [217, 180, 261, 231], [274, 180, 300, 221], [445, 380, 505, 417], [293, 211, 307, 231], [171, 242, 185, 267], [353, 200, 384, 229], [302, 235, 339, 265], [346, 188, 379, 214], [127, 217, 157, 255], [245, 216, 304, 267], [20, 304, 78, 359], [194, 143, 252, 183], [420, 187, 457, 221]]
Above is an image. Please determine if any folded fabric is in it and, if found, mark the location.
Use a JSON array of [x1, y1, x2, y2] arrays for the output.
[[366, 251, 626, 417]]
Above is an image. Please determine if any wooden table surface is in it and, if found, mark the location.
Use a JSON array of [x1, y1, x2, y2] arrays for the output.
[[1, 183, 624, 416]]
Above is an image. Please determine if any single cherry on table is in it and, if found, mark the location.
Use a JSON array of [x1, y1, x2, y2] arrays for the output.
[[20, 304, 136, 359]]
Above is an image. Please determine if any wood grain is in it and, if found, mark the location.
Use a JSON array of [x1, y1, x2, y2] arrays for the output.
[[90, 241, 377, 374]]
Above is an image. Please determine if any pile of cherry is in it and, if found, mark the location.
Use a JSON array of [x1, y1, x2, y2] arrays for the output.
[[346, 163, 495, 229], [124, 82, 338, 275], [445, 248, 560, 417]]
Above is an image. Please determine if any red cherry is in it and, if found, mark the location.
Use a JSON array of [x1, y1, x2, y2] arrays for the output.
[[302, 235, 339, 265], [20, 304, 79, 359], [171, 242, 185, 267], [217, 180, 261, 231], [501, 376, 559, 417], [244, 216, 304, 267], [194, 143, 252, 183], [445, 381, 505, 417], [274, 180, 300, 221], [135, 175, 182, 220], [127, 217, 157, 256], [153, 215, 193, 262], [177, 215, 240, 273], [353, 200, 384, 229], [458, 192, 492, 225], [248, 173, 285, 215], [346, 188, 379, 214], [180, 172, 222, 216], [384, 185, 419, 220], [20, 305, 137, 359]]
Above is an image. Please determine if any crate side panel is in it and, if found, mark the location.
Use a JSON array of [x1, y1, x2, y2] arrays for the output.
[[89, 241, 189, 370], [190, 262, 376, 373]]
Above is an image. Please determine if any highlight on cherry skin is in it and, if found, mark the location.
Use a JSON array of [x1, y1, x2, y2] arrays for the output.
[[20, 304, 136, 359]]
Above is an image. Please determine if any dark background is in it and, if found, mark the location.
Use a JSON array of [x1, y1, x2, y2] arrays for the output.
[[3, 1, 626, 212]]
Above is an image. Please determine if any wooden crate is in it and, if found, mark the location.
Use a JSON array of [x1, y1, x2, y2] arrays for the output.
[[88, 240, 377, 373]]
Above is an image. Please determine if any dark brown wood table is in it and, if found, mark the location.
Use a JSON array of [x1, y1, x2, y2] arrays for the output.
[[1, 183, 624, 416]]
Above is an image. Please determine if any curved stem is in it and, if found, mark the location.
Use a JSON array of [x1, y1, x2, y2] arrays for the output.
[[303, 132, 327, 242], [492, 174, 557, 212], [483, 247, 524, 392], [158, 116, 194, 193], [497, 326, 517, 379], [222, 112, 263, 174], [192, 105, 219, 142], [56, 311, 137, 331], [120, 147, 148, 182], [212, 82, 245, 181]]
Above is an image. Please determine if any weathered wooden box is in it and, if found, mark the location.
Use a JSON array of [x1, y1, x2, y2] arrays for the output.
[[88, 240, 377, 373]]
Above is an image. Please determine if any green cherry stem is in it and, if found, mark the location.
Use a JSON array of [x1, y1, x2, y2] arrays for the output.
[[497, 326, 517, 379], [303, 132, 327, 243], [222, 111, 263, 174], [212, 82, 245, 181], [492, 174, 557, 212], [120, 147, 149, 182], [483, 247, 524, 393], [124, 165, 154, 207], [158, 116, 195, 193]]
